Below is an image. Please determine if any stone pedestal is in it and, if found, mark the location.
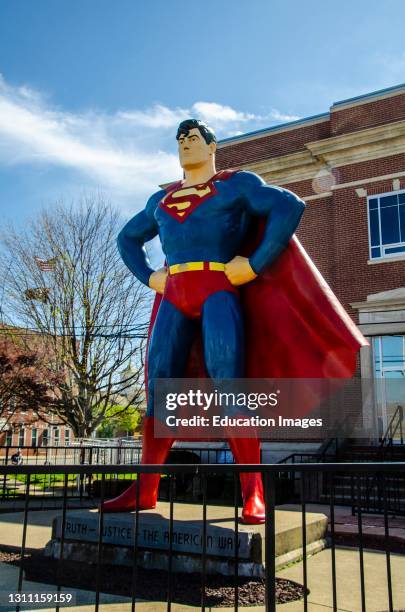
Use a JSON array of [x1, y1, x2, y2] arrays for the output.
[[44, 502, 328, 577]]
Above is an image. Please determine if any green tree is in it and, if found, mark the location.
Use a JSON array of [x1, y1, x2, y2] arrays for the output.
[[97, 404, 143, 438]]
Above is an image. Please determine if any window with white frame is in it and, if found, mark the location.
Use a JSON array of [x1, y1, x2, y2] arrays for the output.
[[31, 428, 38, 447], [42, 429, 49, 447], [368, 190, 405, 259], [6, 430, 12, 446], [18, 427, 25, 447]]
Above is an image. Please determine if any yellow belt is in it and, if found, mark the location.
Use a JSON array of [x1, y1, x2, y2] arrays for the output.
[[168, 261, 226, 275]]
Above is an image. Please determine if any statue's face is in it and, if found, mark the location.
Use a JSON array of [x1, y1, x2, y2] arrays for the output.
[[178, 128, 216, 170]]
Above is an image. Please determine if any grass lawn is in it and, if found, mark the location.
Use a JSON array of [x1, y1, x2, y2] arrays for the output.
[[11, 472, 168, 490]]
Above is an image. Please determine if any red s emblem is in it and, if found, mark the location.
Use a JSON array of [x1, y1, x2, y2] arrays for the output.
[[159, 183, 218, 223]]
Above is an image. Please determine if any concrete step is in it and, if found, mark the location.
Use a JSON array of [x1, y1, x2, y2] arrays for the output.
[[319, 493, 405, 507], [321, 482, 405, 493], [43, 502, 329, 576]]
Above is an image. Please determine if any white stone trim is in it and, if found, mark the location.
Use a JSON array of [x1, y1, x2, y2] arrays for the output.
[[331, 170, 405, 192], [242, 150, 323, 185], [352, 290, 405, 309], [276, 169, 405, 195], [367, 256, 405, 265], [303, 192, 333, 202], [238, 121, 405, 189], [358, 322, 405, 335], [305, 119, 405, 168], [351, 289, 405, 335]]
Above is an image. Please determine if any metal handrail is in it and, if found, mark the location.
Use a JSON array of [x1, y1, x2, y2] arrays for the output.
[[380, 405, 404, 449], [278, 436, 338, 464], [352, 406, 404, 515]]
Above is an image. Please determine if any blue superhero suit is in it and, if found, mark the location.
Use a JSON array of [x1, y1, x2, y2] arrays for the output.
[[104, 165, 366, 521], [117, 169, 305, 417]]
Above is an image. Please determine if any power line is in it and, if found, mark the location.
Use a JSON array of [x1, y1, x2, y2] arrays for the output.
[[0, 329, 147, 340], [0, 321, 148, 331]]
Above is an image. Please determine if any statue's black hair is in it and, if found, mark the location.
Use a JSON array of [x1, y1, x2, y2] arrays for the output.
[[176, 119, 216, 144]]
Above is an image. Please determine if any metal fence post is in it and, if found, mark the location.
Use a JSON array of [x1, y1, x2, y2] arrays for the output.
[[264, 469, 276, 612]]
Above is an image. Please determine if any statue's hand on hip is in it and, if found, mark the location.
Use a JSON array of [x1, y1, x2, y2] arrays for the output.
[[149, 268, 168, 294], [225, 256, 258, 286]]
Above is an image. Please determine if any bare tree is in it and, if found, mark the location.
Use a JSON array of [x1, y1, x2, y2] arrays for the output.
[[0, 196, 149, 437]]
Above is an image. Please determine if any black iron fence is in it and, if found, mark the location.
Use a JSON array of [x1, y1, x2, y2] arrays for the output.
[[0, 444, 237, 507], [2, 444, 405, 517], [0, 444, 143, 467], [0, 461, 403, 611], [285, 462, 405, 517], [0, 444, 235, 467]]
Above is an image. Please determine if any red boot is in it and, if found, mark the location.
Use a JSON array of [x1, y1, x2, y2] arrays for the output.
[[101, 416, 174, 512], [227, 437, 266, 524]]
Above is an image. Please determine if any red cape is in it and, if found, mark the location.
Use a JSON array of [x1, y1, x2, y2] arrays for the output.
[[145, 179, 368, 427]]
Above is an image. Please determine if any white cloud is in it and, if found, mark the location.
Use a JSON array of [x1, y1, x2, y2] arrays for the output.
[[0, 77, 180, 201], [192, 102, 255, 124], [267, 108, 300, 122], [117, 104, 188, 129], [0, 74, 301, 211], [118, 101, 300, 131]]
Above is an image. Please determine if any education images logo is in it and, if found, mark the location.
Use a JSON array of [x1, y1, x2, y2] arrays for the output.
[[164, 389, 323, 429]]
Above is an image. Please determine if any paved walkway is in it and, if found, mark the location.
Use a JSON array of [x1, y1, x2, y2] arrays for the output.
[[0, 505, 404, 611], [1, 546, 404, 612], [0, 508, 71, 550], [282, 503, 405, 546], [276, 545, 405, 611], [0, 562, 132, 612]]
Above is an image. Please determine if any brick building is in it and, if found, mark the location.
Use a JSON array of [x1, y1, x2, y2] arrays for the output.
[[216, 83, 405, 438], [0, 328, 75, 451], [0, 407, 73, 450]]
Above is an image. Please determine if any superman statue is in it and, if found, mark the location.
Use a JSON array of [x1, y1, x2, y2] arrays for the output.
[[102, 119, 367, 523]]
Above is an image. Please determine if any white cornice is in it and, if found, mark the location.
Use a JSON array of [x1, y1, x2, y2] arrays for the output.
[[236, 119, 405, 187], [351, 288, 405, 311], [352, 290, 405, 335], [242, 150, 325, 184], [305, 119, 405, 167]]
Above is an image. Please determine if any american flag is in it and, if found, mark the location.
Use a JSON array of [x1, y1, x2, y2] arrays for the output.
[[34, 256, 57, 272]]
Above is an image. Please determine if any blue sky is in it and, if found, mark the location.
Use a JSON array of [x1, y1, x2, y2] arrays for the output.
[[1, 0, 405, 225]]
